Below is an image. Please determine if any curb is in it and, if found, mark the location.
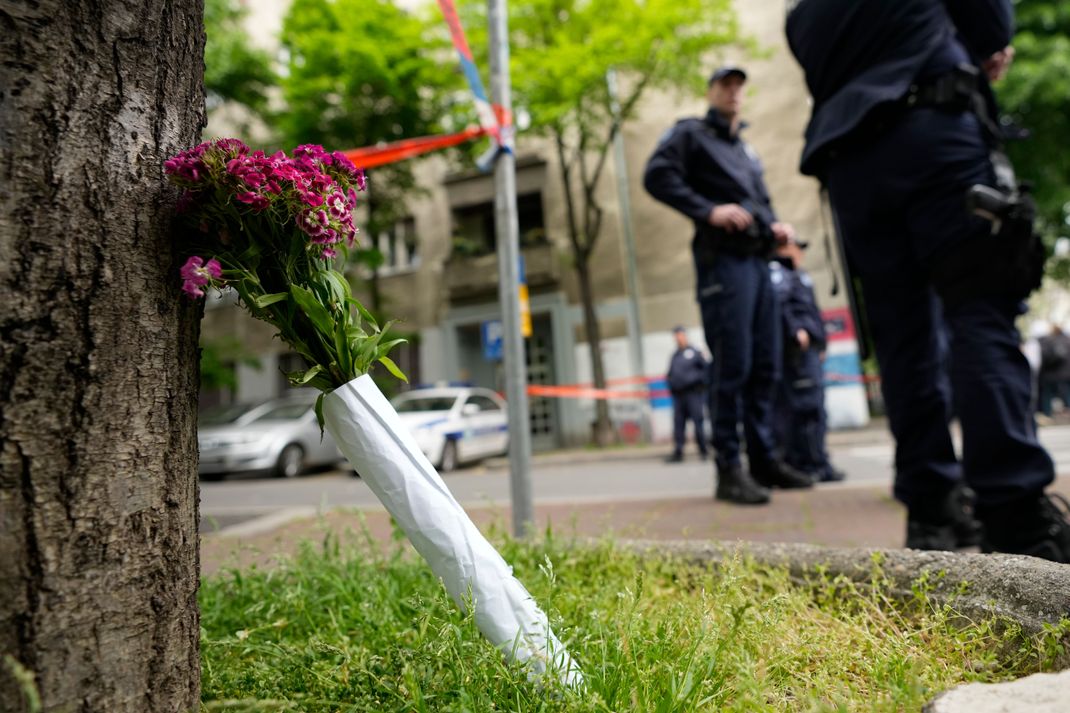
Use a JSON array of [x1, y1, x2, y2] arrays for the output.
[[208, 506, 319, 538], [622, 539, 1070, 668], [484, 425, 893, 470]]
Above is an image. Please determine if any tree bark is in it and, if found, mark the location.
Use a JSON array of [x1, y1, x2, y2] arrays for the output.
[[0, 2, 205, 711]]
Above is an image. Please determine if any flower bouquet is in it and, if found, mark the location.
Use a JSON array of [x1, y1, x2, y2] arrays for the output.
[[166, 139, 581, 686]]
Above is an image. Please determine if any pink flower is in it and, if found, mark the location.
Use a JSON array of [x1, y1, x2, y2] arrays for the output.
[[179, 256, 222, 298], [299, 190, 325, 207], [235, 191, 270, 211], [293, 144, 329, 162], [326, 191, 348, 219], [355, 169, 367, 192], [297, 208, 330, 238], [212, 138, 249, 156]]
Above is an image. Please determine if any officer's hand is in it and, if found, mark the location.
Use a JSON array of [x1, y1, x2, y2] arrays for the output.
[[984, 46, 1015, 82], [797, 329, 810, 351], [772, 222, 796, 245], [709, 204, 753, 233]]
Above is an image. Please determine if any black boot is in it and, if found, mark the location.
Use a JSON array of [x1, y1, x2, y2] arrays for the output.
[[905, 483, 983, 551], [750, 459, 814, 489], [715, 461, 770, 505], [664, 451, 684, 463], [978, 493, 1070, 563], [820, 465, 847, 483]]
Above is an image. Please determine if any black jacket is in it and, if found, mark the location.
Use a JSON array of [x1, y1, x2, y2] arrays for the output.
[[771, 258, 827, 353], [786, 0, 1013, 177], [667, 346, 709, 393], [643, 110, 778, 262]]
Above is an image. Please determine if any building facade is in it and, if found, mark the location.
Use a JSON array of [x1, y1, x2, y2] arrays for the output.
[[201, 0, 871, 446]]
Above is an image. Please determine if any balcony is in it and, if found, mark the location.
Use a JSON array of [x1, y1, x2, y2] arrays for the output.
[[444, 242, 561, 300]]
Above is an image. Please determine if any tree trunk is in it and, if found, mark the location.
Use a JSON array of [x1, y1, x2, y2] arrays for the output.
[[555, 134, 615, 446], [575, 258, 615, 447], [0, 3, 205, 711]]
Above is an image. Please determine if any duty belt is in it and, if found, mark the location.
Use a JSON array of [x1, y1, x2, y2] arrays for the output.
[[903, 63, 979, 113]]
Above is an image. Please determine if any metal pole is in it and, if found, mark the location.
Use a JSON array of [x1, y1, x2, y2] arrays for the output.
[[488, 0, 534, 538], [606, 68, 651, 442]]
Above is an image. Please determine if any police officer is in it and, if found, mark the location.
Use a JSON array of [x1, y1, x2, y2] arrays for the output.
[[666, 326, 710, 463], [770, 238, 846, 482], [644, 65, 814, 505], [786, 0, 1070, 560]]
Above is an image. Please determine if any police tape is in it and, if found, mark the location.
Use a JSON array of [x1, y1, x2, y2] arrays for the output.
[[527, 384, 669, 400], [525, 373, 878, 401], [341, 0, 510, 170]]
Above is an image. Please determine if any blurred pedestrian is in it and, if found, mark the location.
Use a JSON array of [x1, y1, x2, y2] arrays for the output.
[[665, 327, 710, 463], [770, 238, 846, 482], [644, 65, 813, 505], [787, 0, 1068, 561], [1038, 324, 1070, 417]]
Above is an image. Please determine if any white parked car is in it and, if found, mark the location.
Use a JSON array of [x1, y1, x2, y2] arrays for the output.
[[392, 387, 509, 471], [198, 393, 342, 480]]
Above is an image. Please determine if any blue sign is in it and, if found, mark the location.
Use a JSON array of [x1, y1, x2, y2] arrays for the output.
[[482, 319, 503, 361]]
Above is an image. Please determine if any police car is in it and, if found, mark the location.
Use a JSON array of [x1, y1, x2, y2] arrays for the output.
[[392, 386, 509, 472]]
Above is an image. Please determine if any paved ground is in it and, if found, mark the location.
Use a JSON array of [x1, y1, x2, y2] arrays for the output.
[[200, 422, 1070, 575]]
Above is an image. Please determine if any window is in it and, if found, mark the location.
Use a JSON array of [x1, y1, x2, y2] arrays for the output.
[[466, 395, 502, 412], [377, 218, 419, 275], [451, 192, 546, 257], [395, 396, 458, 413]]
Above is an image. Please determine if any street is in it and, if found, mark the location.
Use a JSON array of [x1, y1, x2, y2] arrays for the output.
[[200, 422, 1070, 534]]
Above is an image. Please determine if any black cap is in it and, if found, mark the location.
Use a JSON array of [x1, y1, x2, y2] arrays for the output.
[[708, 65, 747, 85], [672, 325, 686, 334]]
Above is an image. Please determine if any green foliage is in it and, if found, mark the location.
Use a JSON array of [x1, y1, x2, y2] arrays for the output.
[[204, 0, 276, 117], [997, 1, 1070, 238], [467, 0, 739, 141], [200, 532, 1066, 711], [278, 0, 458, 239]]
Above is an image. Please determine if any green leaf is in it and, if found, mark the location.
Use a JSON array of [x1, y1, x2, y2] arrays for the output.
[[323, 270, 352, 303], [287, 364, 324, 386], [289, 284, 334, 337], [375, 338, 407, 359], [253, 292, 289, 309], [315, 393, 326, 435], [378, 355, 408, 383], [350, 297, 380, 332], [334, 318, 353, 380]]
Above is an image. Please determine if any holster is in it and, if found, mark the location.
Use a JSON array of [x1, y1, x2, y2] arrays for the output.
[[692, 222, 774, 269], [931, 188, 1046, 309]]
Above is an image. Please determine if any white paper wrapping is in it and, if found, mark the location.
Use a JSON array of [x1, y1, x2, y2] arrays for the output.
[[322, 375, 583, 686]]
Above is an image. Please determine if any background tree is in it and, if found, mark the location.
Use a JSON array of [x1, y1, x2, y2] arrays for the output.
[[465, 0, 741, 445], [278, 0, 457, 314], [0, 2, 205, 710], [204, 0, 277, 135], [996, 1, 1070, 276]]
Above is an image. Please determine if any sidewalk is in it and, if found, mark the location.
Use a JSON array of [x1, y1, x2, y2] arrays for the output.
[[200, 470, 1070, 577], [484, 417, 893, 470]]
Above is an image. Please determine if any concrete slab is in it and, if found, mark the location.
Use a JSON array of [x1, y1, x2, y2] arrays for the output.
[[925, 669, 1070, 712]]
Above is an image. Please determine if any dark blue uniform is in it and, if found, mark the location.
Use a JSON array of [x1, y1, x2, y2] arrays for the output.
[[667, 344, 710, 457], [770, 259, 832, 476], [786, 1, 1054, 514], [644, 111, 781, 469]]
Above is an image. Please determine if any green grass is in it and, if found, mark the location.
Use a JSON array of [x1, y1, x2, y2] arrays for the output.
[[200, 527, 1069, 712]]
